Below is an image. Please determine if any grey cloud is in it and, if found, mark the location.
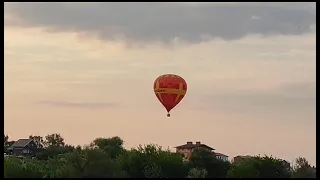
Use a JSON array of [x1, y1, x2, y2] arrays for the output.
[[4, 2, 316, 44], [38, 100, 118, 109]]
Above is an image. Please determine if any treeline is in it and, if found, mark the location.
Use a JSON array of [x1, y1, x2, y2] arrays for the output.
[[4, 133, 316, 178]]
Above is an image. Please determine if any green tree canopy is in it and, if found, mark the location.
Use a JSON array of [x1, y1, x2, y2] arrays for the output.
[[4, 134, 315, 178]]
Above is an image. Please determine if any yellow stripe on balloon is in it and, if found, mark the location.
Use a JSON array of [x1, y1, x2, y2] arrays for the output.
[[174, 83, 184, 102], [154, 87, 186, 96], [155, 81, 163, 102]]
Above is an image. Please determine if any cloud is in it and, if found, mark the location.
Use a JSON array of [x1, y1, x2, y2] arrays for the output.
[[37, 100, 118, 109], [4, 17, 316, 166], [4, 2, 316, 44]]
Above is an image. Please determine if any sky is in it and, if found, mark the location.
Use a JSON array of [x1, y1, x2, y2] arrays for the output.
[[4, 2, 316, 165]]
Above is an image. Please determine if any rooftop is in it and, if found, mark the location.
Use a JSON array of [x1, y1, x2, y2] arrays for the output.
[[215, 152, 228, 157], [175, 141, 215, 151], [8, 139, 33, 150]]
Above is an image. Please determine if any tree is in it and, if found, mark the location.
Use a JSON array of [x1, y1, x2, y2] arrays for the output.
[[4, 134, 9, 151], [45, 133, 65, 147], [188, 148, 230, 178], [187, 168, 208, 178], [4, 134, 8, 143], [66, 147, 126, 178], [29, 135, 45, 149], [4, 134, 15, 153], [4, 156, 44, 178], [37, 145, 75, 160], [42, 156, 69, 178], [117, 144, 188, 178], [4, 154, 69, 178], [91, 136, 125, 159], [3, 133, 315, 178], [292, 157, 316, 178], [33, 134, 73, 160], [227, 155, 291, 178]]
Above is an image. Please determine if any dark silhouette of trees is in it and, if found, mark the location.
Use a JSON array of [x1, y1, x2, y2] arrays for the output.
[[227, 156, 292, 178], [292, 157, 316, 178], [4, 134, 15, 153], [3, 133, 316, 178], [188, 148, 231, 178]]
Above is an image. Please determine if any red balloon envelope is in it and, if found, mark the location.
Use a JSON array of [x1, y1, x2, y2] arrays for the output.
[[153, 74, 188, 117]]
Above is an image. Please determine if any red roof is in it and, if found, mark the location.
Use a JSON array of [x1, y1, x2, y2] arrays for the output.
[[175, 142, 215, 151], [215, 152, 228, 157]]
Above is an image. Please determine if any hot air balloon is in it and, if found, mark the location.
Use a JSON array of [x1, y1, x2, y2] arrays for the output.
[[153, 74, 187, 117]]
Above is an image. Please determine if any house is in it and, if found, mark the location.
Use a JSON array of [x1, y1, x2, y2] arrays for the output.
[[175, 141, 215, 159], [232, 155, 253, 164], [7, 139, 39, 156], [215, 152, 229, 162]]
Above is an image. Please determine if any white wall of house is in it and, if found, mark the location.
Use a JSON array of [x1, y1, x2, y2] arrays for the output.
[[216, 155, 229, 161]]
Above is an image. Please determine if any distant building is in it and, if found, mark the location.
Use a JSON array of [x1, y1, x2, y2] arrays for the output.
[[7, 139, 39, 156], [233, 155, 253, 164], [215, 152, 229, 162], [175, 141, 215, 159], [175, 141, 228, 162]]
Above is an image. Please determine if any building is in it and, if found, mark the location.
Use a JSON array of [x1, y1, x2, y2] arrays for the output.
[[175, 142, 228, 161], [175, 142, 229, 161], [215, 152, 229, 162], [175, 141, 215, 159], [232, 155, 253, 164], [7, 139, 39, 156]]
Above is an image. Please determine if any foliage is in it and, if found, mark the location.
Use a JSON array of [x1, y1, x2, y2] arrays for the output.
[[187, 168, 208, 178], [188, 148, 231, 178], [4, 134, 15, 153], [45, 133, 65, 147], [91, 136, 125, 159], [227, 155, 292, 178], [117, 144, 188, 178], [292, 157, 316, 178], [3, 134, 315, 178]]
